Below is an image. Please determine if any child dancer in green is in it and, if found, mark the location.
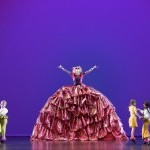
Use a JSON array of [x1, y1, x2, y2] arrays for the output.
[[0, 100, 8, 142]]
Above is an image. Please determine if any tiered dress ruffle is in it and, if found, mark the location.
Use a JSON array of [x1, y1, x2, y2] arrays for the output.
[[31, 84, 128, 141]]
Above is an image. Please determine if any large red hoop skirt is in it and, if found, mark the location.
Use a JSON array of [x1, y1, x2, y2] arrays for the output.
[[31, 84, 128, 141]]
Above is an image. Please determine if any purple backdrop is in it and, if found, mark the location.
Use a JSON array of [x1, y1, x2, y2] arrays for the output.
[[0, 0, 150, 136]]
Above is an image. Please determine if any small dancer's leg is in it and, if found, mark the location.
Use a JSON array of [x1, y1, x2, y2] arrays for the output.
[[130, 127, 136, 144], [130, 127, 136, 139]]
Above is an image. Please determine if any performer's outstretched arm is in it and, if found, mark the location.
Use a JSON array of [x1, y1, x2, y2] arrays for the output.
[[84, 65, 97, 75], [137, 108, 144, 114], [58, 65, 71, 75]]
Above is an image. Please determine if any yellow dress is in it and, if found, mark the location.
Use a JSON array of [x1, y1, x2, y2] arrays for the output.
[[0, 115, 8, 134], [128, 105, 138, 127], [142, 119, 150, 139], [141, 109, 150, 139]]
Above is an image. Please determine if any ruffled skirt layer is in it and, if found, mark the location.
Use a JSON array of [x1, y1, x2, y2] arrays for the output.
[[31, 84, 128, 141]]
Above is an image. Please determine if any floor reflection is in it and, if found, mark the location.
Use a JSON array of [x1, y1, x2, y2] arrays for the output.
[[31, 140, 150, 150], [0, 143, 6, 150], [0, 137, 149, 150], [31, 140, 126, 150]]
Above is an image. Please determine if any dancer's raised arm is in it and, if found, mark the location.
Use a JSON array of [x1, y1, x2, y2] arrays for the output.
[[58, 65, 71, 75], [84, 65, 97, 75]]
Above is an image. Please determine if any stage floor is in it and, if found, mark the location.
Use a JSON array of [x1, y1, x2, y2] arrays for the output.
[[0, 136, 149, 150]]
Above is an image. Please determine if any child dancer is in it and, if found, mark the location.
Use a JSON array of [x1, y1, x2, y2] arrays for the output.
[[128, 99, 140, 143], [137, 101, 150, 144], [0, 100, 8, 142]]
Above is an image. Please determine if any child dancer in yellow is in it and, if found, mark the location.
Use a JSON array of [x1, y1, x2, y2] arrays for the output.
[[128, 99, 140, 142], [0, 100, 8, 142], [137, 101, 150, 144]]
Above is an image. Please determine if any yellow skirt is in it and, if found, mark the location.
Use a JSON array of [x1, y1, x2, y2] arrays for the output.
[[0, 116, 8, 134], [129, 116, 138, 127], [142, 119, 150, 139]]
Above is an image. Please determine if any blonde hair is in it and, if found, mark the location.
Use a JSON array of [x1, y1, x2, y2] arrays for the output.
[[72, 66, 82, 74], [129, 99, 136, 106], [1, 100, 7, 105]]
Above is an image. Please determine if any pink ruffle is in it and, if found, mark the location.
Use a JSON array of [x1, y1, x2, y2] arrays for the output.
[[31, 84, 128, 141]]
